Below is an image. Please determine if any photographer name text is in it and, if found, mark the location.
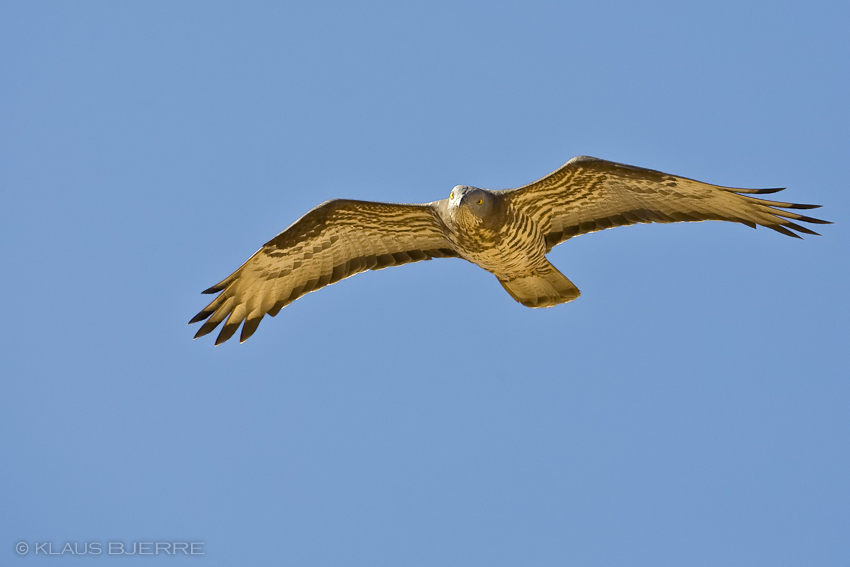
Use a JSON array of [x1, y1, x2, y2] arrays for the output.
[[16, 541, 204, 556]]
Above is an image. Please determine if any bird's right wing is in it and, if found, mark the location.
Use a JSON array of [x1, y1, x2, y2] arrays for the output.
[[190, 199, 458, 344], [505, 156, 830, 251]]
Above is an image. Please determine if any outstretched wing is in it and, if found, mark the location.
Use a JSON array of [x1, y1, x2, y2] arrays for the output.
[[505, 156, 830, 251], [190, 199, 458, 344]]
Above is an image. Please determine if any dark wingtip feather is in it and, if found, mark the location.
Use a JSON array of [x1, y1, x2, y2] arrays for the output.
[[240, 317, 263, 343], [267, 300, 286, 317], [202, 284, 223, 294], [794, 214, 831, 225], [728, 187, 785, 195], [783, 221, 820, 236], [194, 316, 225, 339], [188, 310, 213, 325], [193, 323, 216, 340], [214, 321, 241, 346], [769, 224, 804, 239]]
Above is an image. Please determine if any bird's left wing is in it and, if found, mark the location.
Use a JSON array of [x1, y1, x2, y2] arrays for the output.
[[190, 199, 458, 344], [505, 156, 830, 250]]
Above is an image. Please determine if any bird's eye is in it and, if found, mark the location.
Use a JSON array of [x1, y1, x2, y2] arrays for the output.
[[450, 191, 454, 199], [477, 199, 483, 205]]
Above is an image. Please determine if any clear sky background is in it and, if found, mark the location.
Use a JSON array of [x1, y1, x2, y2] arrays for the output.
[[2, 1, 848, 565]]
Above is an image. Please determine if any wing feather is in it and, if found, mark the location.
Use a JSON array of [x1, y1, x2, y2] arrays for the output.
[[505, 156, 830, 250], [191, 199, 459, 344]]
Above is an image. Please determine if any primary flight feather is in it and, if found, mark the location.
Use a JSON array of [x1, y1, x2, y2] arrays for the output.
[[190, 156, 829, 344]]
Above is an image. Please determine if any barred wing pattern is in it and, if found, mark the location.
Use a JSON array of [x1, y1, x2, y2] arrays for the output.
[[190, 199, 458, 345], [506, 156, 829, 250]]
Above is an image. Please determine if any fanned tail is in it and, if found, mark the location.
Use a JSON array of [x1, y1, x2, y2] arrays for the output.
[[497, 262, 580, 308]]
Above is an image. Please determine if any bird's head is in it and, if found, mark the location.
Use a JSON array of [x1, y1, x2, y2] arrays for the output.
[[448, 185, 497, 226]]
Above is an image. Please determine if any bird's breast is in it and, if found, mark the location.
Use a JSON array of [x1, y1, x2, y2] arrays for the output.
[[451, 207, 547, 277]]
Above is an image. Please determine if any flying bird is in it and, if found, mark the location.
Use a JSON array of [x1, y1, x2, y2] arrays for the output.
[[190, 156, 829, 344]]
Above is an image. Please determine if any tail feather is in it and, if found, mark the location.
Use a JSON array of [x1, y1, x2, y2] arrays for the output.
[[497, 262, 580, 308]]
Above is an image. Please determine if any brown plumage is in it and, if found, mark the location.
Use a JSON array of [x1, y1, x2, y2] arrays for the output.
[[190, 156, 830, 344]]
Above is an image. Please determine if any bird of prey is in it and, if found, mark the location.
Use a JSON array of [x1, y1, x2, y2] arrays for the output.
[[190, 156, 829, 344]]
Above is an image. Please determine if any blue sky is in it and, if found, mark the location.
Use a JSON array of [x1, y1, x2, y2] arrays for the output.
[[2, 1, 848, 565]]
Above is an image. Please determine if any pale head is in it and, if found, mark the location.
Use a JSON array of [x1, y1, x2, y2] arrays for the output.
[[448, 185, 497, 225]]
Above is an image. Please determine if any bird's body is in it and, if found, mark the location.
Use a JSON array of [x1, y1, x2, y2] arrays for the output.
[[191, 156, 829, 344], [441, 185, 579, 306]]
